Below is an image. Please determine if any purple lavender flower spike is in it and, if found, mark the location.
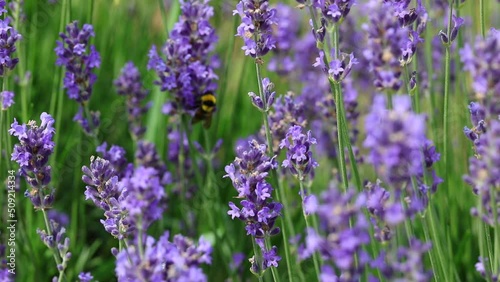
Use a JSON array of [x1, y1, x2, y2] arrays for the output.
[[233, 0, 277, 59], [55, 21, 101, 134], [460, 29, 500, 105], [224, 140, 282, 271], [0, 3, 21, 76], [82, 156, 130, 239], [1, 91, 14, 110], [10, 112, 55, 210], [312, 0, 355, 24], [299, 187, 371, 281], [37, 220, 71, 275], [114, 62, 150, 139], [464, 118, 500, 226], [148, 0, 218, 115], [115, 232, 211, 281]]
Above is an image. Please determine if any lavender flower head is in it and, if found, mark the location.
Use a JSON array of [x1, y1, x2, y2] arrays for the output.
[[233, 0, 277, 58], [114, 62, 150, 139], [460, 28, 500, 104], [55, 21, 100, 102], [363, 95, 427, 186], [115, 232, 212, 281], [464, 118, 500, 226], [371, 238, 432, 281], [78, 272, 93, 282], [148, 0, 218, 114], [37, 220, 71, 276], [248, 77, 275, 112], [9, 112, 55, 209], [1, 90, 14, 110], [224, 140, 282, 272], [55, 21, 101, 134], [82, 156, 130, 239], [279, 125, 318, 180], [268, 3, 299, 75], [0, 2, 22, 76], [299, 187, 371, 281], [312, 0, 355, 24]]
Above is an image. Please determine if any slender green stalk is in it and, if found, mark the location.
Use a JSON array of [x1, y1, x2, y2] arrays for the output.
[[40, 208, 64, 279], [333, 83, 349, 191], [421, 216, 439, 281], [442, 0, 453, 179], [479, 0, 486, 38], [427, 203, 451, 282]]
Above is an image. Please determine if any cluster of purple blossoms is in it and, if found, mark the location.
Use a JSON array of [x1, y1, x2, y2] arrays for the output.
[[224, 140, 282, 272], [1, 90, 14, 110], [115, 232, 212, 282], [55, 21, 101, 134], [279, 125, 318, 181], [78, 272, 94, 282], [114, 62, 150, 139], [314, 51, 358, 83], [82, 156, 130, 239], [362, 0, 426, 90], [0, 1, 21, 76], [371, 238, 432, 281], [299, 187, 371, 281], [364, 95, 427, 185], [37, 219, 71, 279], [311, 0, 355, 26], [460, 28, 500, 106], [9, 112, 55, 210], [464, 118, 500, 226], [475, 257, 499, 282], [148, 0, 218, 114], [96, 142, 130, 178], [233, 0, 277, 59]]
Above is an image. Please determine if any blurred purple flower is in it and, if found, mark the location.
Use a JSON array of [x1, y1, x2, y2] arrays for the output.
[[10, 112, 55, 209], [115, 232, 211, 281], [114, 62, 150, 139], [1, 91, 14, 110], [78, 272, 93, 282], [268, 3, 299, 75], [464, 118, 500, 226]]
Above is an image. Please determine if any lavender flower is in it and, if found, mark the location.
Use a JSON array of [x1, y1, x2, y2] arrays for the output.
[[96, 142, 130, 178], [148, 0, 218, 114], [114, 62, 150, 139], [363, 95, 427, 186], [55, 21, 101, 134], [78, 272, 94, 282], [233, 0, 277, 58], [248, 77, 275, 112], [279, 125, 318, 180], [371, 238, 432, 281], [439, 15, 464, 44], [82, 156, 130, 239], [1, 91, 14, 110], [299, 187, 371, 281], [0, 2, 21, 76], [118, 165, 166, 234], [115, 232, 212, 281], [37, 220, 71, 277], [464, 118, 500, 226], [314, 51, 358, 82], [9, 112, 55, 209], [135, 141, 168, 181], [460, 28, 499, 105], [312, 0, 355, 24], [224, 140, 282, 271]]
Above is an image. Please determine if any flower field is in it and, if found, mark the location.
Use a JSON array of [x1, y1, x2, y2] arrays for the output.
[[0, 0, 499, 281]]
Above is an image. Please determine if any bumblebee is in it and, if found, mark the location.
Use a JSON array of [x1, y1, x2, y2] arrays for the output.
[[192, 93, 216, 129]]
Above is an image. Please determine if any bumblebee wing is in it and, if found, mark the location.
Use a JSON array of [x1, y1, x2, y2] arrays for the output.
[[192, 110, 204, 125]]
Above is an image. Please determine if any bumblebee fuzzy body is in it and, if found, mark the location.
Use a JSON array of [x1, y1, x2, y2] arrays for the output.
[[192, 93, 216, 128]]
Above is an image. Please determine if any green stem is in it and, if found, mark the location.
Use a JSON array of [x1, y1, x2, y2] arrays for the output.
[[479, 0, 486, 38], [443, 44, 451, 182], [333, 82, 348, 191], [428, 203, 450, 282]]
